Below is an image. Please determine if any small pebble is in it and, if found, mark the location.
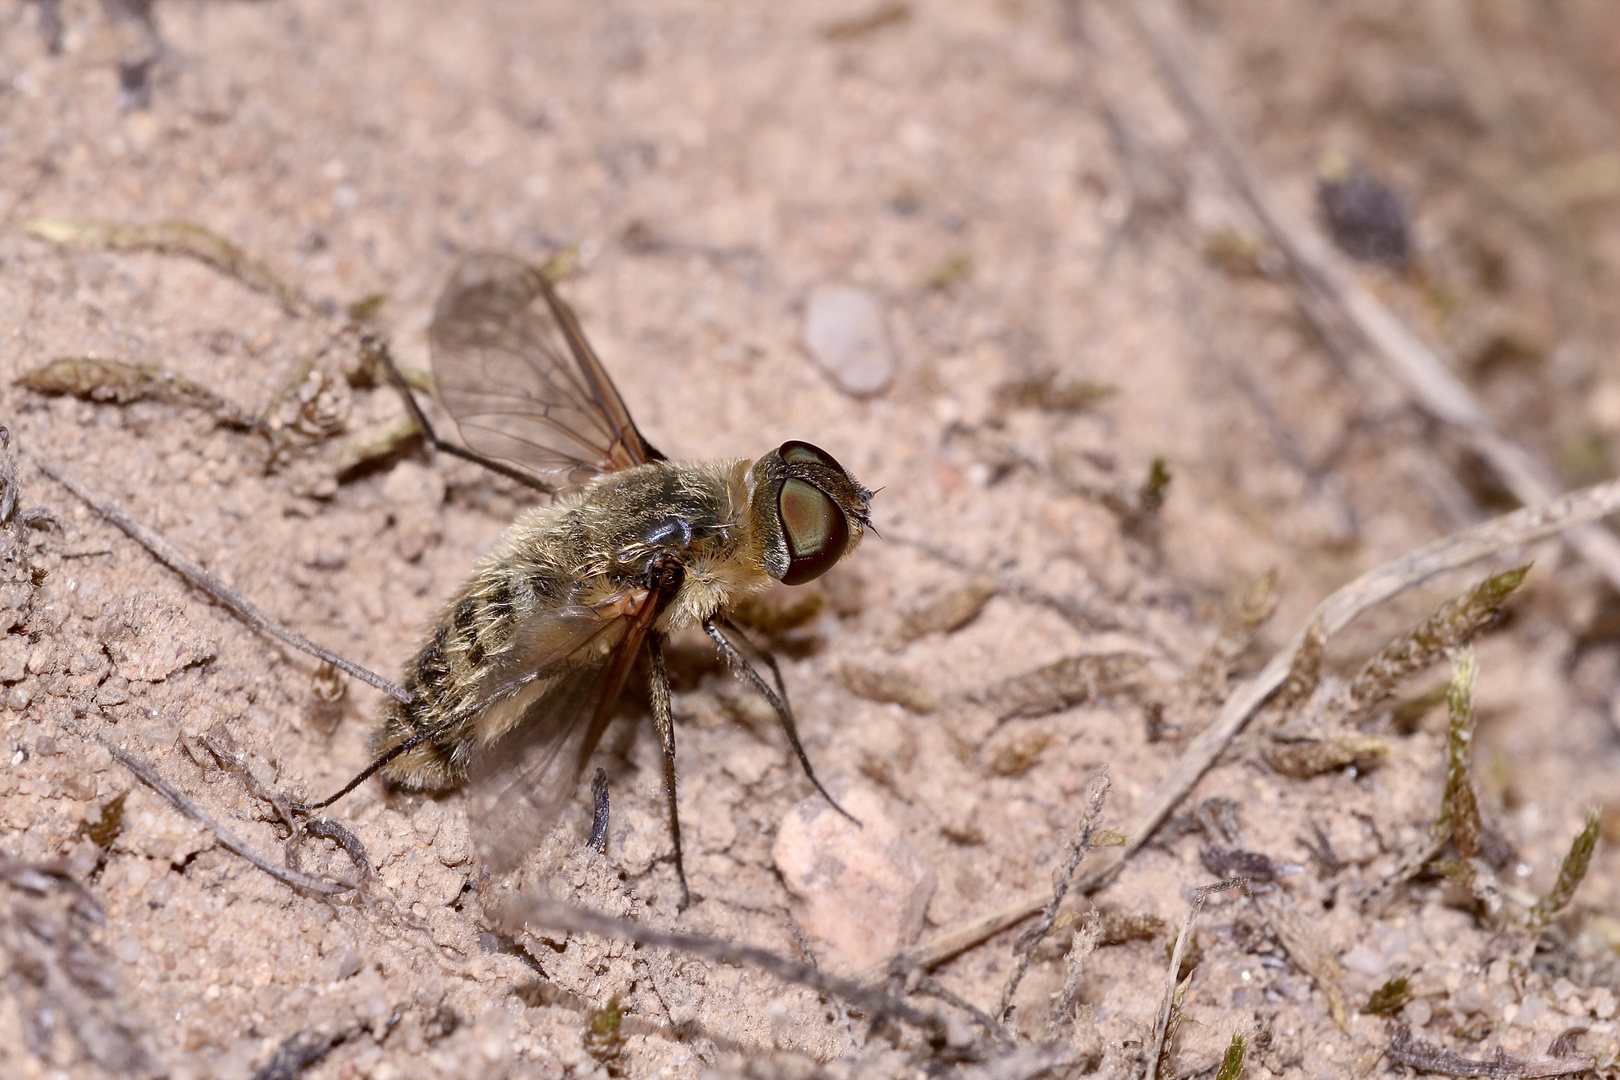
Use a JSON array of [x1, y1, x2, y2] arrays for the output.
[[803, 285, 894, 397], [1317, 154, 1410, 268]]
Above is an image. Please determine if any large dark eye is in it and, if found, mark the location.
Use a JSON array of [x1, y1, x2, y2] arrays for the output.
[[776, 478, 850, 585]]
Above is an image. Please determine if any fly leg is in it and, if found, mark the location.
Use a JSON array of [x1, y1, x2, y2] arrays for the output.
[[364, 334, 553, 494], [703, 618, 860, 826], [646, 633, 692, 909], [588, 768, 611, 854]]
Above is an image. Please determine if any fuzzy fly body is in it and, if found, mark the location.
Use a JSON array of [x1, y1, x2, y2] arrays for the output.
[[346, 254, 872, 906]]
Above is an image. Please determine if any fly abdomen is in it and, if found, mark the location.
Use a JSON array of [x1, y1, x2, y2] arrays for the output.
[[375, 576, 526, 790]]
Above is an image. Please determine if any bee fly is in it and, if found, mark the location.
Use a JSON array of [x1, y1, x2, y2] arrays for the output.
[[310, 253, 873, 907]]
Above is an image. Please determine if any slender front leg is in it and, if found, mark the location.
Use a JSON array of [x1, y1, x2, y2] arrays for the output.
[[647, 633, 692, 909], [703, 619, 860, 826], [588, 768, 611, 854]]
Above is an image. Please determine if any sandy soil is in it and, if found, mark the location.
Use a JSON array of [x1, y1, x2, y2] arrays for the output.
[[2, 1, 1620, 1077]]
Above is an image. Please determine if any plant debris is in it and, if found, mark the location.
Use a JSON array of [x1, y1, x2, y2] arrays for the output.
[[1316, 154, 1411, 269], [997, 768, 1110, 1021], [729, 587, 828, 637], [1384, 1023, 1594, 1078], [585, 996, 626, 1077], [838, 659, 941, 713], [76, 791, 128, 850], [25, 218, 313, 316], [898, 581, 998, 643], [26, 220, 312, 317], [820, 1, 911, 42], [1262, 735, 1389, 778], [16, 357, 263, 431], [251, 1026, 365, 1080], [992, 372, 1115, 413], [1521, 808, 1601, 933], [972, 652, 1148, 721], [1364, 976, 1413, 1016]]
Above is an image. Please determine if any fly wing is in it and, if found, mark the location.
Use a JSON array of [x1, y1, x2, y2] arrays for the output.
[[463, 583, 663, 877], [428, 252, 663, 492]]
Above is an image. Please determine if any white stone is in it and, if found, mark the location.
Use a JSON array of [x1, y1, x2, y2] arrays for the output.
[[803, 286, 894, 397]]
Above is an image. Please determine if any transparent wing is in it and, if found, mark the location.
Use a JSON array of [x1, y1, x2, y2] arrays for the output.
[[428, 252, 663, 492], [463, 584, 663, 876]]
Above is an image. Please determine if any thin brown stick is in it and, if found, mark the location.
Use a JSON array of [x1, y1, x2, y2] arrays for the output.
[[1146, 880, 1245, 1080], [996, 768, 1110, 1022], [85, 727, 349, 896], [1124, 0, 1620, 593], [499, 895, 945, 1039], [32, 455, 411, 704], [865, 477, 1620, 980]]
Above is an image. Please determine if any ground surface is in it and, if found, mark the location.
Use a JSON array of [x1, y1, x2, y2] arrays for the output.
[[2, 1, 1620, 1078]]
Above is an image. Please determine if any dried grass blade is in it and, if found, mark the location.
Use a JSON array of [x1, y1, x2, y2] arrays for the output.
[[1146, 880, 1243, 1080]]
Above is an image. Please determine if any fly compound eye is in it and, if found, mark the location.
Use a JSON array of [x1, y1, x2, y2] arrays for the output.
[[776, 478, 850, 585]]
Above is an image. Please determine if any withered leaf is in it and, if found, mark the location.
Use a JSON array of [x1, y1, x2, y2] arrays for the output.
[[973, 652, 1148, 721]]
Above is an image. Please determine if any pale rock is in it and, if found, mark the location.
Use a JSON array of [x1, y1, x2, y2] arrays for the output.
[[803, 285, 894, 397], [772, 784, 935, 975]]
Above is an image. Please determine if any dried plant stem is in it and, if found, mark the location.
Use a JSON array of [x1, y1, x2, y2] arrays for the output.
[[85, 726, 350, 896], [996, 768, 1110, 1022], [867, 478, 1620, 979], [1125, 0, 1620, 594], [32, 455, 411, 704], [1041, 911, 1101, 1042], [1146, 880, 1244, 1080], [25, 218, 313, 317]]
